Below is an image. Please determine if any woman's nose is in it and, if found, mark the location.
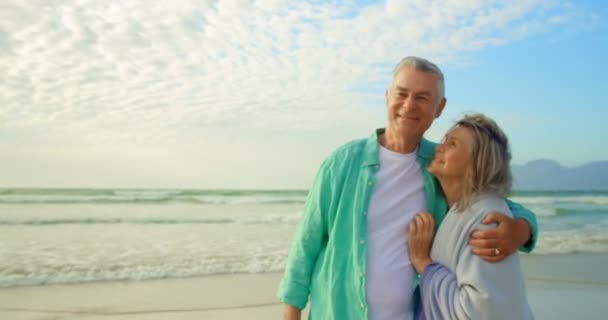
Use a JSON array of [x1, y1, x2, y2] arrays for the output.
[[436, 143, 445, 153]]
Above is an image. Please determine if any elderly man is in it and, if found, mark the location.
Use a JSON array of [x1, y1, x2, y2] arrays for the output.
[[278, 56, 537, 320]]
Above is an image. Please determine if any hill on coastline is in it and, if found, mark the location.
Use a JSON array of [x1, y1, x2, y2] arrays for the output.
[[512, 159, 608, 191]]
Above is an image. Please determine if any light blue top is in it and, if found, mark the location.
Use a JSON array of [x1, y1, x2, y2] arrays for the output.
[[416, 194, 534, 320]]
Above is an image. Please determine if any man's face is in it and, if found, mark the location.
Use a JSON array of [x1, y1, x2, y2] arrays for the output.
[[385, 66, 446, 140]]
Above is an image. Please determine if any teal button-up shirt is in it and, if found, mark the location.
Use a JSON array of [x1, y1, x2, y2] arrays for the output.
[[278, 129, 538, 319]]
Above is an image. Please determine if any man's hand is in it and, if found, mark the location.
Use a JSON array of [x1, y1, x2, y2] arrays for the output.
[[407, 212, 435, 274], [469, 213, 531, 262], [283, 304, 302, 320]]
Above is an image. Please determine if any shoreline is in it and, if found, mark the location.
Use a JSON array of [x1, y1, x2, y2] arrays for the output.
[[1, 251, 606, 290], [1, 253, 607, 319]]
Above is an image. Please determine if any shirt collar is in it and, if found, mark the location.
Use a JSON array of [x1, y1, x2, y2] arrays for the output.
[[361, 128, 436, 168]]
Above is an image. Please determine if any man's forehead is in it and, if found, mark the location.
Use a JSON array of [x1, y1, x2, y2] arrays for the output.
[[394, 85, 433, 94], [392, 68, 440, 91]]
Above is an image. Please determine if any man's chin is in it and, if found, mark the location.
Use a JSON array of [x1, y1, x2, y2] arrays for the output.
[[389, 125, 420, 137], [395, 117, 419, 127]]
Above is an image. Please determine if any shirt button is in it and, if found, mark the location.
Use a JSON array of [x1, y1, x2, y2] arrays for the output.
[[360, 303, 365, 308], [368, 181, 372, 185], [360, 272, 364, 277], [360, 240, 365, 244]]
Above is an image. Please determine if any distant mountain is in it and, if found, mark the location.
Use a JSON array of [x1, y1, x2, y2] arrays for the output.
[[511, 159, 608, 191]]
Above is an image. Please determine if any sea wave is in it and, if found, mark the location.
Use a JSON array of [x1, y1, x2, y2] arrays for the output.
[[0, 252, 288, 288], [0, 189, 307, 205], [534, 228, 608, 254], [2, 229, 606, 288], [508, 204, 608, 217], [0, 214, 302, 226], [554, 208, 608, 217], [511, 195, 608, 206], [3, 189, 607, 206], [532, 206, 608, 217], [0, 218, 235, 225]]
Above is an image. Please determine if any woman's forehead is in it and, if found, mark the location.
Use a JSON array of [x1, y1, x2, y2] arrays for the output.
[[445, 126, 473, 141]]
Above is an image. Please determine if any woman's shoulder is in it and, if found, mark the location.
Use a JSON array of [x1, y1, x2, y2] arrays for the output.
[[469, 193, 513, 218]]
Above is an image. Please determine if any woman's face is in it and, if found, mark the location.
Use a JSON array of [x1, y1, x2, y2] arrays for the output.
[[428, 126, 474, 180]]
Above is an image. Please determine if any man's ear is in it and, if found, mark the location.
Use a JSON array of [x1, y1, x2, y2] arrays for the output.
[[435, 98, 447, 118], [385, 89, 390, 107]]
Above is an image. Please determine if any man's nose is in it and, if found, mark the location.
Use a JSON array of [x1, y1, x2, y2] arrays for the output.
[[402, 96, 416, 111]]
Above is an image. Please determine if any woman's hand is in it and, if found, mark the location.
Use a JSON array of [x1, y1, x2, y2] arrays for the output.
[[407, 211, 435, 274]]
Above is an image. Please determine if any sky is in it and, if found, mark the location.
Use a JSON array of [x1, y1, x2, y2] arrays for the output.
[[1, 0, 606, 189]]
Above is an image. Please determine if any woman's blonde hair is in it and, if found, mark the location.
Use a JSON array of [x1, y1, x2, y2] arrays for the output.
[[453, 113, 512, 211]]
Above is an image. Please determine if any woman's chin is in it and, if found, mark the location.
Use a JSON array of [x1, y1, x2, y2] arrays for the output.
[[427, 165, 440, 177]]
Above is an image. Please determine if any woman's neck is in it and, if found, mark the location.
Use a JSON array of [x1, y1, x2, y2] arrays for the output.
[[437, 177, 464, 208]]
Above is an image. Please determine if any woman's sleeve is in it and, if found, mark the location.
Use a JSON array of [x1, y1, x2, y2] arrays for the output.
[[418, 217, 527, 319]]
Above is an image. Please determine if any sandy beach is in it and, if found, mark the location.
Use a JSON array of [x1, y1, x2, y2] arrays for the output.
[[0, 272, 291, 320], [1, 253, 607, 320]]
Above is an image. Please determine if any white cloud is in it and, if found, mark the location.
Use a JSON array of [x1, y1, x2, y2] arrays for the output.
[[0, 0, 595, 188]]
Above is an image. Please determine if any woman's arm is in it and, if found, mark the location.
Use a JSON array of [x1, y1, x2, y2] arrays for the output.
[[417, 247, 526, 319], [409, 204, 531, 319]]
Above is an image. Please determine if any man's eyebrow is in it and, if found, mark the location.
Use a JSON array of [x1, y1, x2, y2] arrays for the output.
[[394, 86, 432, 96]]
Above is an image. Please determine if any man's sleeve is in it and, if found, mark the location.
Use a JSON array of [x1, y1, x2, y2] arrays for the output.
[[277, 159, 332, 309], [506, 199, 538, 253]]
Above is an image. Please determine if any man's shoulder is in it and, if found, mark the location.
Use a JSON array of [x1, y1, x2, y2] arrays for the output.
[[325, 137, 369, 163], [334, 137, 368, 155], [418, 137, 437, 161]]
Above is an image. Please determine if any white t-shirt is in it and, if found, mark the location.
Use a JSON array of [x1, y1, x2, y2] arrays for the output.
[[366, 145, 426, 320]]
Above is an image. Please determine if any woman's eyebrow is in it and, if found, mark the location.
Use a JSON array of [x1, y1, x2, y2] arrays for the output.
[[444, 134, 461, 143]]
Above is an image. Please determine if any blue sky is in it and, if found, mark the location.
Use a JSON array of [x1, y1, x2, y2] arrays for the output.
[[0, 0, 606, 189], [444, 17, 608, 167]]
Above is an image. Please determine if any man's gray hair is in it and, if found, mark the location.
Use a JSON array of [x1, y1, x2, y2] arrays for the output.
[[390, 56, 445, 101]]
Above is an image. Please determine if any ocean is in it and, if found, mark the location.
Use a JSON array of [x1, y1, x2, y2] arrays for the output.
[[0, 188, 606, 288]]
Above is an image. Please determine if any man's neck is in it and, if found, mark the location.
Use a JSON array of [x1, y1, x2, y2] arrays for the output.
[[379, 128, 420, 154]]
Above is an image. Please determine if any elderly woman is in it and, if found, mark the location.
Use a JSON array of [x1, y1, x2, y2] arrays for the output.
[[408, 113, 534, 320]]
